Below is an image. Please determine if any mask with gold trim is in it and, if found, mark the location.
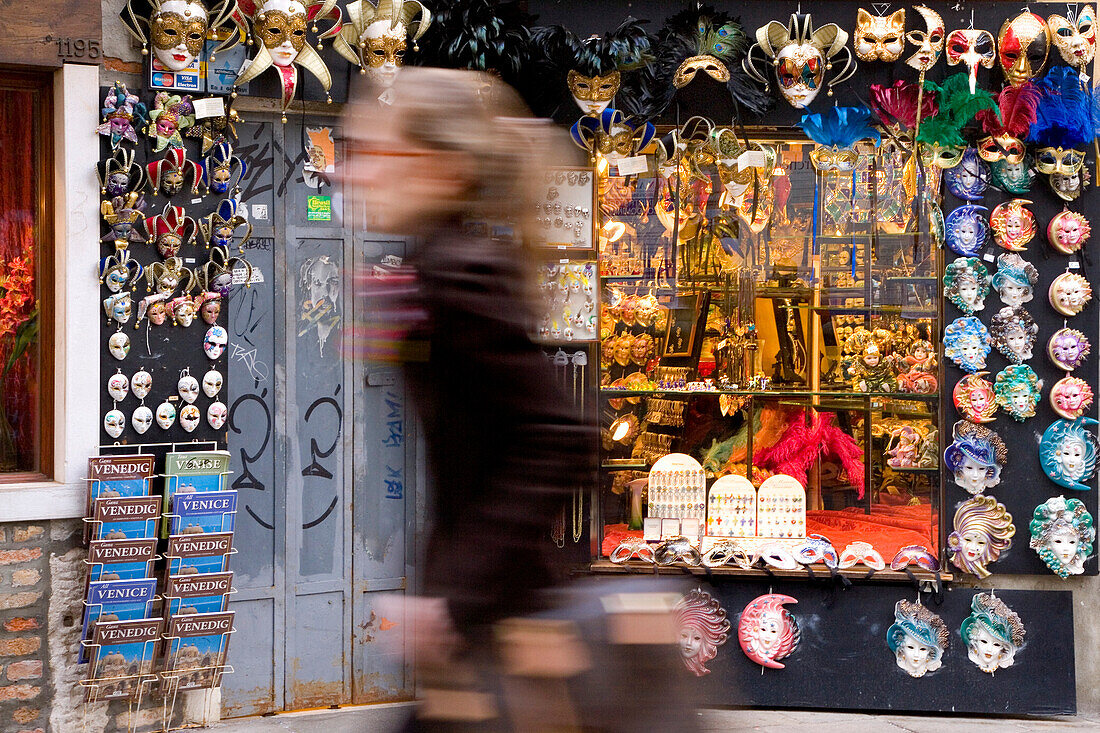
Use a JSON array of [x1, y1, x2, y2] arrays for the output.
[[201, 142, 247, 195], [334, 0, 430, 89], [121, 0, 244, 73], [146, 147, 203, 198], [145, 203, 198, 259], [854, 8, 905, 62], [799, 105, 880, 173], [571, 108, 655, 163], [998, 12, 1050, 87], [566, 70, 620, 116], [745, 13, 856, 108], [101, 193, 149, 250], [200, 198, 253, 251], [96, 82, 148, 150], [975, 83, 1040, 164], [945, 28, 996, 94], [917, 73, 997, 169], [1048, 5, 1097, 69], [709, 127, 752, 198], [147, 92, 195, 152], [1029, 67, 1093, 201], [905, 5, 945, 71]]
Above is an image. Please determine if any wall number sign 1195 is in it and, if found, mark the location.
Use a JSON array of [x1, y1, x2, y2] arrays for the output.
[[56, 38, 101, 59]]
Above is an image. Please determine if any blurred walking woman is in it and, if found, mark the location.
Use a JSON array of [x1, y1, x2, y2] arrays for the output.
[[343, 69, 592, 728]]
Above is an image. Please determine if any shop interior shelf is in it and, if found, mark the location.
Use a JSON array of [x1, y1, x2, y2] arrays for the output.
[[589, 559, 952, 583], [600, 388, 940, 402]]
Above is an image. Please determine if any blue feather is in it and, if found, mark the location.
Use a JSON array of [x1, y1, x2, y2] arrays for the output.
[[1028, 67, 1092, 149], [798, 106, 882, 148]]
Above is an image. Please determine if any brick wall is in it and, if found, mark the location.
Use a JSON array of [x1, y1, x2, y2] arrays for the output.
[[0, 523, 50, 733]]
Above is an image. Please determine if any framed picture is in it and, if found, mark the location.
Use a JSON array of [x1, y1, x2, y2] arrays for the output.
[[662, 292, 708, 358], [531, 166, 597, 251]]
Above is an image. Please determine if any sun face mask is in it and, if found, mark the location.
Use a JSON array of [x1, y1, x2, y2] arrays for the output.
[[989, 199, 1036, 251], [946, 28, 996, 94], [1048, 210, 1091, 255], [744, 13, 856, 108], [906, 5, 945, 71], [334, 0, 431, 90], [1048, 5, 1097, 69], [854, 8, 905, 62]]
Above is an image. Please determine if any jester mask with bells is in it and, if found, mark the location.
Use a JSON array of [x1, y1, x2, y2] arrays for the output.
[[1048, 5, 1097, 69], [200, 198, 254, 250], [334, 0, 431, 89], [121, 0, 243, 72], [854, 8, 905, 63], [570, 107, 655, 164], [946, 28, 996, 94], [998, 12, 1050, 87], [234, 0, 342, 120], [906, 5, 945, 71], [145, 204, 198, 258], [744, 13, 856, 109]]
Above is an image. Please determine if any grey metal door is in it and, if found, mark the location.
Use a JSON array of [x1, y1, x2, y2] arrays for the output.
[[222, 114, 414, 717]]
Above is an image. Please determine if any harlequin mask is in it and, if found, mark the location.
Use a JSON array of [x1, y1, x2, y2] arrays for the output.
[[172, 296, 196, 327], [98, 148, 147, 197], [944, 148, 989, 200], [565, 71, 620, 115], [202, 143, 246, 195], [108, 331, 131, 361], [1048, 210, 1091, 255], [99, 250, 144, 293], [200, 199, 253, 250], [1049, 272, 1093, 316], [570, 108, 656, 163], [131, 369, 153, 400], [989, 199, 1036, 251], [101, 193, 148, 250], [960, 593, 1025, 674], [991, 252, 1038, 307], [905, 5, 945, 71], [178, 371, 200, 403], [953, 373, 998, 423], [195, 291, 222, 325], [887, 600, 949, 678], [147, 147, 202, 198], [1029, 495, 1095, 578], [208, 401, 228, 429], [745, 13, 856, 108], [943, 316, 992, 373], [946, 29, 996, 94], [145, 204, 197, 258], [1051, 376, 1094, 420], [131, 405, 153, 434], [147, 92, 195, 152], [205, 325, 228, 359], [737, 594, 799, 669], [854, 8, 905, 62], [199, 245, 253, 298], [334, 0, 430, 89], [945, 204, 989, 257], [96, 82, 147, 150], [1040, 418, 1100, 491], [147, 257, 194, 296], [990, 306, 1038, 364], [156, 400, 177, 429], [1048, 6, 1097, 68], [104, 293, 134, 325], [121, 0, 243, 70], [998, 12, 1049, 86], [202, 368, 223, 397], [948, 495, 1016, 578], [943, 257, 990, 314], [179, 404, 201, 433], [137, 293, 170, 327], [107, 371, 131, 403], [104, 409, 126, 439], [1048, 328, 1091, 371]]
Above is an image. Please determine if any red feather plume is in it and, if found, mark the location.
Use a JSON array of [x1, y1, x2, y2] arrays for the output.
[[977, 82, 1040, 138], [870, 80, 938, 132]]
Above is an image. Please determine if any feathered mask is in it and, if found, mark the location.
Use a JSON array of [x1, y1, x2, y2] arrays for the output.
[[528, 17, 652, 121], [917, 72, 997, 168], [233, 0, 342, 120], [744, 13, 856, 109], [975, 83, 1040, 163], [570, 107, 655, 163], [334, 0, 431, 88], [1028, 66, 1092, 166], [799, 106, 881, 172]]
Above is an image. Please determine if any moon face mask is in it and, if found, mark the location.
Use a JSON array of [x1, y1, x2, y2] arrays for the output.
[[1048, 5, 1097, 68], [946, 28, 996, 94], [906, 5, 945, 71], [1048, 210, 1092, 255], [854, 8, 905, 62], [998, 12, 1050, 86]]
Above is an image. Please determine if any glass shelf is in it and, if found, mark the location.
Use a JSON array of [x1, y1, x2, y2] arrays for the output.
[[599, 387, 940, 402]]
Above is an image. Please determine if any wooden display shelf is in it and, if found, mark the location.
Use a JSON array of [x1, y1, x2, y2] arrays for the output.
[[589, 559, 952, 584]]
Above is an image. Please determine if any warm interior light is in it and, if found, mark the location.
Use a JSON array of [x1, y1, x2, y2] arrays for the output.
[[602, 220, 627, 243]]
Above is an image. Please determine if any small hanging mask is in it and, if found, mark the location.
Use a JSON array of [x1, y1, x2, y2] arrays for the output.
[[953, 373, 998, 423], [1050, 376, 1094, 420], [204, 325, 228, 359], [1048, 328, 1091, 371], [990, 308, 1039, 364], [145, 204, 198, 258], [1029, 495, 1095, 577], [737, 594, 800, 669], [147, 147, 202, 198], [156, 400, 177, 429], [993, 364, 1042, 420], [887, 600, 949, 678], [570, 108, 655, 163], [1048, 6, 1097, 69], [1048, 210, 1091, 255], [178, 372, 200, 403], [104, 293, 134, 325], [208, 401, 228, 429], [200, 199, 253, 251], [147, 257, 194, 297], [990, 156, 1035, 194], [99, 250, 144, 293], [854, 8, 905, 62], [944, 204, 989, 257], [946, 29, 996, 94], [104, 409, 127, 439], [998, 12, 1049, 86], [179, 404, 201, 433], [745, 13, 856, 108], [943, 316, 992, 373], [97, 148, 147, 197], [1049, 272, 1093, 316], [202, 368, 224, 397], [147, 92, 196, 152], [201, 142, 246, 195], [942, 257, 990, 314], [905, 5, 945, 71], [1039, 418, 1100, 492], [989, 199, 1036, 251], [196, 291, 222, 324], [992, 252, 1039, 308], [96, 82, 148, 150], [960, 593, 1026, 674], [101, 193, 148, 250], [131, 405, 154, 435], [944, 148, 989, 200], [108, 331, 131, 361], [107, 372, 131, 403], [172, 296, 197, 327], [131, 369, 153, 400]]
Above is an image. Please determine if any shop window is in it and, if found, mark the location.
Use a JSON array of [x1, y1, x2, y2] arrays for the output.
[[0, 73, 52, 479]]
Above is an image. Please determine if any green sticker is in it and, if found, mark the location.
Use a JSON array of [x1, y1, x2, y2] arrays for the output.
[[307, 195, 332, 222]]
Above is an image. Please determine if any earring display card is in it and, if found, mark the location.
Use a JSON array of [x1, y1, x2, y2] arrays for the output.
[[647, 452, 706, 522], [536, 260, 598, 343], [531, 166, 596, 250], [707, 474, 757, 538], [756, 475, 806, 540]]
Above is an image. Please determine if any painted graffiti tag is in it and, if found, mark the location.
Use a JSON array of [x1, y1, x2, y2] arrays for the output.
[[228, 388, 275, 530]]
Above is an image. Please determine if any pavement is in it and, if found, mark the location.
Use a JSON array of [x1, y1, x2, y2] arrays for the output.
[[205, 704, 1100, 732]]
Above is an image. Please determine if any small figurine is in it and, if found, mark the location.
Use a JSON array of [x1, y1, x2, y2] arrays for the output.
[[944, 420, 1007, 495], [945, 204, 990, 256], [737, 594, 799, 669], [953, 372, 998, 423], [992, 253, 1039, 307], [1048, 271, 1093, 316], [944, 148, 990, 200], [943, 317, 992, 373], [886, 599, 949, 678], [989, 306, 1038, 363], [1048, 328, 1091, 371], [1050, 376, 1094, 420], [993, 364, 1042, 421], [846, 330, 896, 392], [1029, 495, 1095, 577], [948, 495, 1016, 578], [887, 425, 923, 468], [989, 199, 1037, 251], [674, 589, 730, 676], [943, 257, 990, 313], [896, 340, 938, 394], [960, 592, 1026, 674], [1047, 209, 1091, 255], [1039, 417, 1100, 492]]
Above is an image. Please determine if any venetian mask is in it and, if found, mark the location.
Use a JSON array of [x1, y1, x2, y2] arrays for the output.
[[1051, 376, 1094, 420], [195, 292, 222, 325], [104, 293, 134, 326], [108, 331, 131, 361], [887, 600, 948, 678], [146, 204, 197, 258], [946, 28, 996, 94], [960, 593, 1025, 674], [948, 495, 1016, 578], [990, 157, 1034, 194], [673, 589, 731, 676], [1049, 272, 1093, 316], [944, 148, 989, 200], [1047, 210, 1091, 255], [953, 373, 998, 423], [97, 148, 146, 197], [334, 0, 430, 89], [993, 364, 1042, 421], [200, 199, 253, 252], [208, 401, 228, 429], [944, 420, 1006, 496], [178, 373, 200, 403], [945, 204, 989, 257], [566, 70, 621, 116], [156, 400, 177, 429], [131, 405, 153, 435], [147, 147, 202, 198], [172, 297, 196, 327], [179, 404, 201, 433], [148, 0, 208, 70], [854, 8, 905, 62], [1029, 496, 1095, 578], [745, 13, 856, 108], [944, 317, 991, 373], [989, 199, 1036, 251], [1040, 418, 1100, 492], [992, 252, 1038, 307], [571, 108, 656, 163], [1049, 168, 1088, 202], [202, 143, 246, 195], [943, 257, 990, 314], [101, 193, 147, 250], [205, 325, 228, 359], [998, 12, 1049, 86], [905, 5, 945, 71], [96, 82, 147, 150], [131, 369, 153, 400], [202, 368, 223, 397], [147, 92, 195, 152], [1048, 6, 1097, 68], [99, 250, 144, 293], [990, 306, 1038, 364], [1048, 328, 1090, 371], [104, 409, 126, 439], [107, 372, 130, 403], [737, 594, 799, 669]]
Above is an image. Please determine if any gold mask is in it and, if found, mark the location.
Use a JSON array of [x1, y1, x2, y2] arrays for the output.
[[257, 9, 307, 52], [597, 129, 638, 157], [854, 8, 906, 62], [567, 70, 621, 102], [1036, 147, 1085, 175], [998, 12, 1050, 86], [810, 146, 860, 172], [920, 143, 965, 169], [1048, 6, 1097, 68], [152, 11, 207, 56], [365, 33, 407, 67], [673, 56, 730, 88]]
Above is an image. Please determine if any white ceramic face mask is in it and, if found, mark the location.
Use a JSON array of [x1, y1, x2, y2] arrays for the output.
[[202, 368, 223, 398], [131, 369, 153, 400], [178, 374, 200, 403], [204, 325, 228, 359], [150, 0, 209, 72], [109, 331, 131, 361], [104, 409, 126, 439], [208, 401, 228, 429], [131, 405, 154, 434], [156, 401, 177, 429], [179, 404, 201, 432], [107, 372, 130, 402]]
